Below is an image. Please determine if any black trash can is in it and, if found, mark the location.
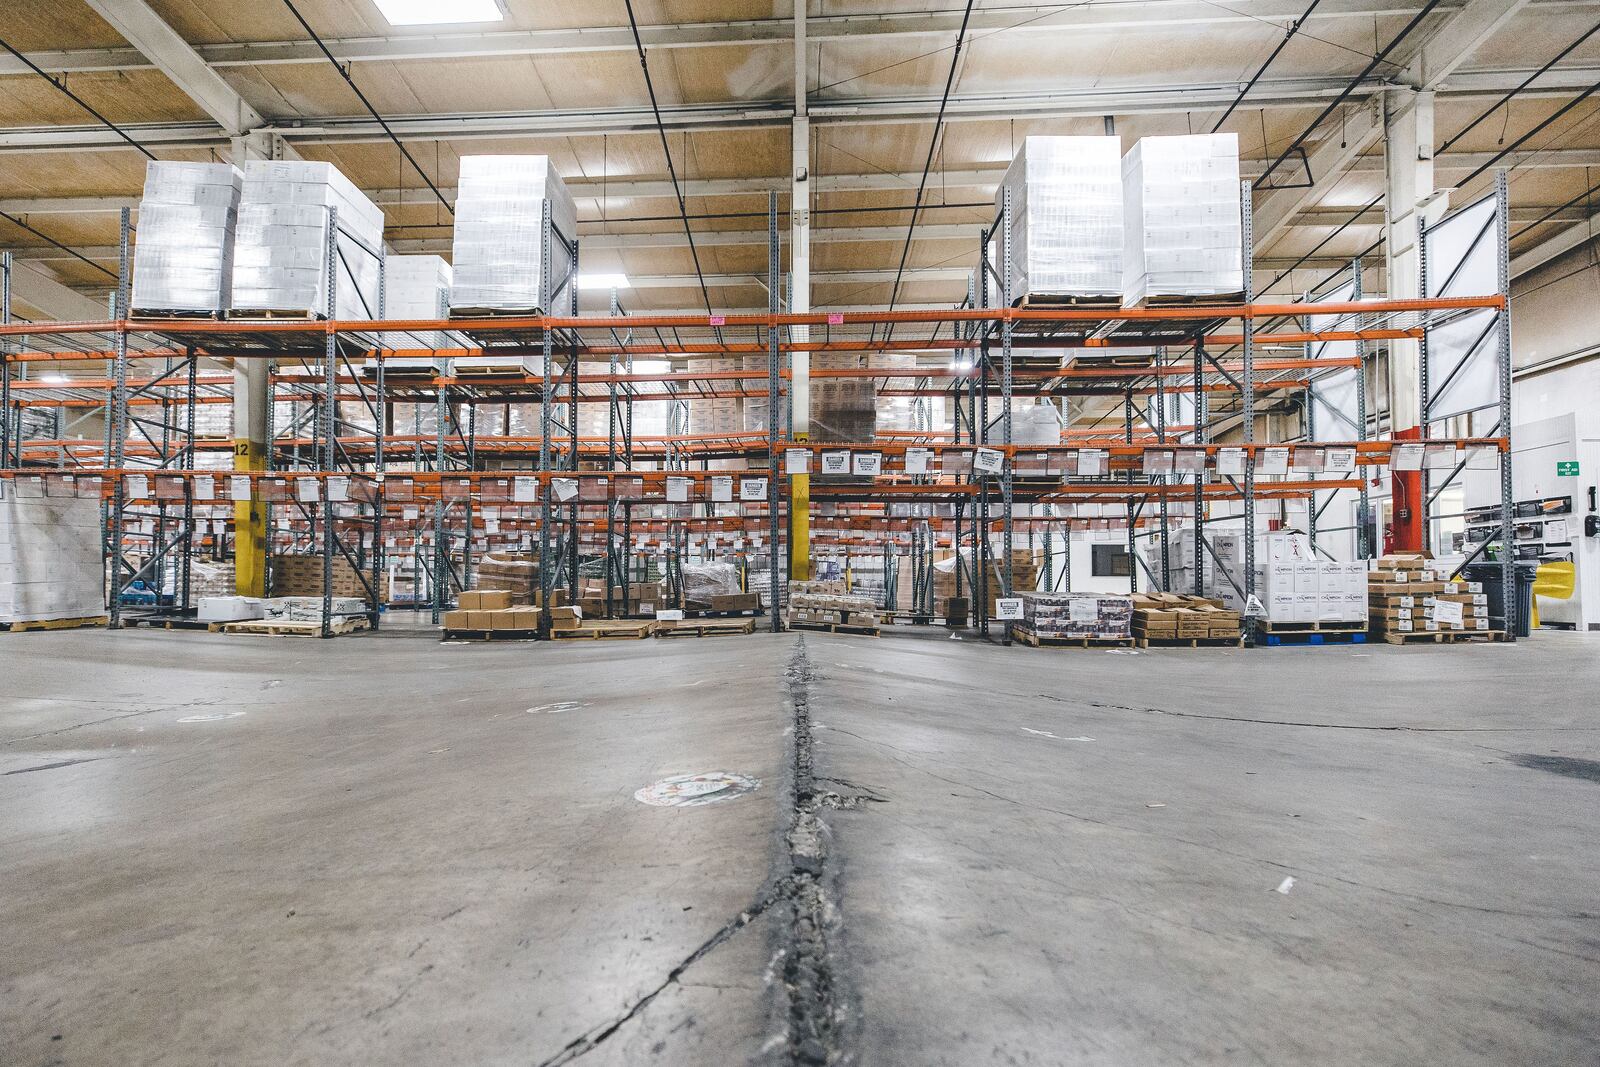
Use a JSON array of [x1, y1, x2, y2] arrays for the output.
[[1462, 561, 1540, 637]]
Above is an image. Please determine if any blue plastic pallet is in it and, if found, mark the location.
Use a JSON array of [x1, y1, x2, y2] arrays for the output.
[[1258, 630, 1368, 647]]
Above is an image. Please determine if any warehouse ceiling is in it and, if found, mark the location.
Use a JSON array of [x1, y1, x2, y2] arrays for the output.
[[1, 0, 1599, 320]]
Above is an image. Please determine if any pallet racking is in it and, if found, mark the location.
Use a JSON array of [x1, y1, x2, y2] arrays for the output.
[[0, 181, 1517, 642]]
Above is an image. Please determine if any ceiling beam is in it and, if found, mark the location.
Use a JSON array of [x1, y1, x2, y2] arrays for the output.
[[9, 1, 1565, 75], [1510, 211, 1600, 276], [1, 63, 1593, 153], [78, 0, 264, 137]]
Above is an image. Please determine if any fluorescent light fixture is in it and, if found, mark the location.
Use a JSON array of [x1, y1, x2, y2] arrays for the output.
[[39, 373, 70, 385], [576, 273, 631, 291], [372, 0, 505, 27]]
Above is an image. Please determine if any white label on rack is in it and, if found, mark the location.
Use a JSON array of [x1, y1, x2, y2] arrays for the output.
[[125, 473, 149, 499], [403, 505, 419, 521], [710, 475, 734, 502], [1292, 448, 1325, 472], [1391, 443, 1424, 471], [1325, 447, 1356, 472], [740, 477, 768, 502], [1424, 444, 1458, 469], [191, 475, 215, 500], [514, 476, 539, 502], [1464, 445, 1499, 470], [485, 518, 500, 534], [1433, 600, 1463, 626], [786, 449, 812, 474], [230, 475, 252, 501], [1216, 448, 1245, 476], [973, 448, 1005, 475], [296, 478, 320, 502], [852, 452, 883, 476], [1259, 447, 1290, 475], [552, 478, 578, 502], [327, 476, 350, 502], [821, 451, 851, 475], [1172, 450, 1205, 473], [666, 476, 689, 502], [905, 448, 932, 474], [1145, 450, 1175, 473], [1077, 449, 1107, 476], [995, 597, 1024, 621]]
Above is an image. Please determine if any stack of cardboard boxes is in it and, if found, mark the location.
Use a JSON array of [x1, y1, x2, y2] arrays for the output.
[[1367, 553, 1492, 640], [473, 553, 538, 605], [443, 590, 541, 632], [449, 155, 576, 313], [271, 554, 368, 600], [997, 135, 1124, 303], [130, 161, 243, 315], [1122, 133, 1243, 305], [1018, 591, 1133, 641], [1131, 593, 1240, 644], [787, 580, 879, 629], [1163, 530, 1365, 626]]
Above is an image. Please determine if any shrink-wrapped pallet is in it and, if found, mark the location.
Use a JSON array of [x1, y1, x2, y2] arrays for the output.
[[131, 161, 243, 315], [449, 155, 577, 312]]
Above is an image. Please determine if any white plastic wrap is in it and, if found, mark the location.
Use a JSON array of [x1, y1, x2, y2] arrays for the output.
[[131, 161, 243, 314], [449, 155, 577, 312], [380, 254, 453, 358], [230, 161, 385, 319], [1122, 134, 1244, 305], [998, 136, 1123, 301], [0, 490, 105, 624]]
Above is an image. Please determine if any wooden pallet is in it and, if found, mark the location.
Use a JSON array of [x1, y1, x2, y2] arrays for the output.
[[221, 615, 371, 637], [1135, 634, 1245, 648], [1258, 620, 1366, 634], [1013, 629, 1134, 648], [550, 620, 654, 641], [131, 309, 223, 320], [1137, 291, 1246, 307], [876, 611, 937, 626], [1014, 292, 1121, 309], [1375, 629, 1507, 645], [655, 618, 756, 639], [787, 621, 880, 637], [226, 308, 326, 321], [682, 607, 765, 619], [1, 615, 109, 633], [126, 616, 226, 632], [442, 628, 541, 642]]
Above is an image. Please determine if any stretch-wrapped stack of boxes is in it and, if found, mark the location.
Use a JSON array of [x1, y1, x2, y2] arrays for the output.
[[1367, 554, 1491, 640], [688, 357, 744, 435], [1122, 133, 1243, 305], [0, 485, 105, 625], [473, 553, 538, 605], [997, 135, 1123, 302], [787, 580, 879, 629], [449, 155, 577, 313], [231, 161, 385, 319], [381, 254, 453, 358], [1163, 530, 1366, 625], [1018, 591, 1133, 640], [271, 554, 368, 600], [811, 353, 877, 443], [131, 161, 243, 315]]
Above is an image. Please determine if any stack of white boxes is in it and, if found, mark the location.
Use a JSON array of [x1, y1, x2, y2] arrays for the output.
[[376, 254, 454, 374], [231, 160, 385, 319], [1, 481, 105, 625], [130, 161, 243, 315], [449, 155, 577, 313], [1122, 134, 1243, 305], [997, 135, 1124, 302], [1160, 529, 1365, 624]]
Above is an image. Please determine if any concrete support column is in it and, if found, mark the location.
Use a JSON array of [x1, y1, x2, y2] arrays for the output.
[[788, 6, 812, 581], [1383, 87, 1438, 434]]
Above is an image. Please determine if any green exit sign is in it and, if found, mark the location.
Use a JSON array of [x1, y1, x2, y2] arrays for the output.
[[1557, 461, 1580, 477]]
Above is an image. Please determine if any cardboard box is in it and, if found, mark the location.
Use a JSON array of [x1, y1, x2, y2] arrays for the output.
[[466, 610, 495, 629], [709, 592, 762, 612], [490, 609, 522, 630], [511, 607, 540, 628], [549, 606, 582, 631], [460, 589, 513, 610], [443, 609, 471, 629]]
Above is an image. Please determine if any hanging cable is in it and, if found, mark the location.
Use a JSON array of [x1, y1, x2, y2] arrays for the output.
[[1459, 79, 1600, 188], [621, 0, 715, 316], [1213, 0, 1325, 133], [0, 210, 119, 281], [1440, 23, 1600, 156], [277, 0, 452, 215], [0, 36, 154, 160], [887, 0, 977, 316], [1256, 0, 1443, 189]]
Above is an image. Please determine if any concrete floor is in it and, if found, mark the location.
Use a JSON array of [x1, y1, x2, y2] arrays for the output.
[[3, 622, 1598, 1065]]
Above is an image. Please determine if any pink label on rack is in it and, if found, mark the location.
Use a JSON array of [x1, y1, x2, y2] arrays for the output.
[[709, 315, 726, 326], [827, 313, 844, 325]]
